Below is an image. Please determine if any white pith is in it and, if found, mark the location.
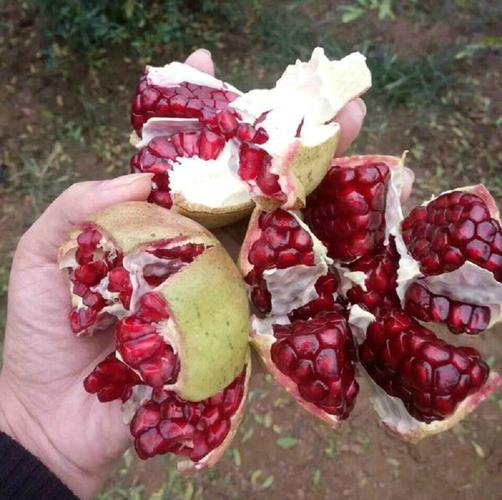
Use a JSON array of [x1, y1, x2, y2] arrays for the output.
[[231, 49, 371, 202], [133, 118, 203, 149], [147, 61, 242, 94], [348, 304, 375, 344], [169, 141, 250, 208]]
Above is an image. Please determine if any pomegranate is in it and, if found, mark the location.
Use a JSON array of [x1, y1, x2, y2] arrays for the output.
[[240, 154, 500, 440], [238, 207, 358, 426], [130, 48, 372, 227], [343, 178, 502, 440], [357, 309, 500, 441], [59, 202, 251, 471]]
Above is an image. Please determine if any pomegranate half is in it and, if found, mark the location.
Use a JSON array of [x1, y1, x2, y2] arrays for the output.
[[59, 202, 251, 471], [130, 48, 372, 227]]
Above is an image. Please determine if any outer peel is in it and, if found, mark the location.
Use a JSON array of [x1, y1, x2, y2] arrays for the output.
[[159, 246, 250, 401]]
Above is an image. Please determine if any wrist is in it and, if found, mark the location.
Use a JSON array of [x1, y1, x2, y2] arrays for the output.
[[0, 375, 106, 499]]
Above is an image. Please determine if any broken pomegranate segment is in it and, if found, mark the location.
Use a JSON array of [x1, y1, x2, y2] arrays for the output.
[[357, 310, 501, 441], [402, 189, 502, 280], [360, 311, 490, 423], [59, 202, 250, 470], [131, 368, 247, 468], [404, 281, 491, 335], [239, 207, 363, 426], [271, 312, 359, 419], [394, 185, 502, 332], [84, 353, 141, 403], [304, 157, 392, 262], [130, 48, 372, 227]]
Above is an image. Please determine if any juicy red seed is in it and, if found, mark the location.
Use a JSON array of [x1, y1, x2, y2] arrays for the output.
[[108, 267, 132, 293], [84, 353, 141, 403], [270, 311, 359, 419], [131, 78, 239, 135], [216, 109, 239, 136], [69, 307, 98, 334], [289, 273, 341, 322], [132, 369, 246, 462], [246, 210, 315, 314], [198, 130, 226, 160], [360, 310, 490, 423], [304, 160, 391, 262], [404, 282, 491, 335], [402, 190, 502, 280], [136, 292, 170, 323], [238, 143, 269, 181], [346, 239, 400, 316], [73, 260, 108, 287]]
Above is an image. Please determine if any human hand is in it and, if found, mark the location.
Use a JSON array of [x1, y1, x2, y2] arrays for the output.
[[0, 49, 368, 499]]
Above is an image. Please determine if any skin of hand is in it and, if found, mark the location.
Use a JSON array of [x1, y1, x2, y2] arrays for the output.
[[0, 49, 369, 499]]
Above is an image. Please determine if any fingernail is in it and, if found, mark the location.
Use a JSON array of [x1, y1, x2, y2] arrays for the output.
[[355, 97, 367, 118], [98, 173, 153, 191], [196, 48, 211, 57]]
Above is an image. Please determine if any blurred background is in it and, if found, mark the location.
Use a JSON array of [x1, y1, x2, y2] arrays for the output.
[[0, 1, 501, 498]]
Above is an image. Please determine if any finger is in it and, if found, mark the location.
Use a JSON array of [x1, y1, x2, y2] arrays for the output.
[[184, 48, 215, 76], [19, 173, 153, 262], [334, 98, 367, 156]]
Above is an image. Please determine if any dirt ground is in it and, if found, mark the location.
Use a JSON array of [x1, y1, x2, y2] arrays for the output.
[[0, 3, 501, 499]]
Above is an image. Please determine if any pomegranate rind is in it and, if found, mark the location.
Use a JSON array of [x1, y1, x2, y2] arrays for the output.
[[59, 202, 217, 261], [177, 356, 251, 474], [250, 331, 343, 428], [365, 370, 501, 443], [159, 246, 250, 401], [172, 192, 254, 229], [254, 132, 339, 211]]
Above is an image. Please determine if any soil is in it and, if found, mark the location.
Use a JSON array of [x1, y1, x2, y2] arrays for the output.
[[0, 2, 501, 499]]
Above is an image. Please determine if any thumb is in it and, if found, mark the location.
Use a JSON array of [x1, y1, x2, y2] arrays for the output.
[[19, 173, 153, 262]]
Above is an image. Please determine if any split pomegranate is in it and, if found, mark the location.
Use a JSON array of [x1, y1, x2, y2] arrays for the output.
[[130, 48, 372, 227], [59, 202, 251, 470], [240, 153, 500, 440]]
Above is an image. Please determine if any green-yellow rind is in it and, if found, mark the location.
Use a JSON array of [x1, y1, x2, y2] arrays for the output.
[[86, 201, 217, 253], [172, 194, 254, 229], [291, 130, 339, 198], [160, 246, 250, 401], [254, 130, 339, 211]]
